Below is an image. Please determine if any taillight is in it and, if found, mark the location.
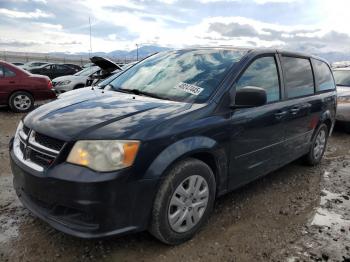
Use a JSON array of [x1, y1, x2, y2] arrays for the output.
[[48, 80, 53, 89]]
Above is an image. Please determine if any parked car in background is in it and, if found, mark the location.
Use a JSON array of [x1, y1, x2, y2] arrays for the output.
[[52, 66, 100, 94], [82, 62, 95, 68], [85, 61, 137, 88], [28, 63, 78, 79], [0, 60, 55, 112], [333, 68, 350, 132], [85, 56, 122, 86], [64, 64, 82, 72], [11, 62, 25, 66], [10, 48, 336, 244], [20, 61, 49, 71], [56, 64, 132, 99]]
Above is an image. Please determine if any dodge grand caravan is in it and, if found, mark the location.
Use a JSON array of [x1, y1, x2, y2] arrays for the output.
[[10, 48, 336, 245]]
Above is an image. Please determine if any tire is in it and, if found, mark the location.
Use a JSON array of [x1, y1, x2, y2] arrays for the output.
[[149, 158, 216, 245], [345, 123, 350, 134], [304, 123, 329, 166], [73, 84, 85, 90], [9, 91, 34, 113]]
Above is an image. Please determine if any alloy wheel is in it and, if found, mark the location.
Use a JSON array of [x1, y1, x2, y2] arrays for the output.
[[13, 94, 31, 111], [313, 129, 326, 160]]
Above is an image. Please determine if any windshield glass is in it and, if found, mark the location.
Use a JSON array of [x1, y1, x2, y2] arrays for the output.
[[74, 66, 99, 76], [108, 49, 246, 103], [333, 70, 350, 87]]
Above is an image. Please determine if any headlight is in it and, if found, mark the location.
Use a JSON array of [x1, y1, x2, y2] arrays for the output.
[[67, 140, 140, 172], [59, 80, 71, 86], [338, 96, 350, 104]]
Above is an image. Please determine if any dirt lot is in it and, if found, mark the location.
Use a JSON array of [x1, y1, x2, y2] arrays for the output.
[[0, 107, 350, 262]]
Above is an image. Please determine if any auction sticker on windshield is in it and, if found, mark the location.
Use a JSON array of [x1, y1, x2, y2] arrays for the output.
[[174, 82, 204, 95]]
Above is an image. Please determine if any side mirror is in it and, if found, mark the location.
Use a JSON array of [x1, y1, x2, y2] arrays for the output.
[[233, 86, 267, 108]]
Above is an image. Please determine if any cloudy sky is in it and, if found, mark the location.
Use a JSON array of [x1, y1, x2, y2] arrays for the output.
[[0, 0, 350, 54]]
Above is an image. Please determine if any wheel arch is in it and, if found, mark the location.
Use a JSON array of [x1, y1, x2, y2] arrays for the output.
[[144, 136, 228, 196]]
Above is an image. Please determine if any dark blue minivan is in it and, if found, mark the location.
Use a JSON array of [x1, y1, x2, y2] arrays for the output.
[[10, 48, 336, 244]]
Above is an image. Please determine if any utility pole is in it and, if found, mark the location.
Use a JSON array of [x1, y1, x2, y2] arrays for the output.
[[136, 43, 139, 61], [89, 16, 92, 58]]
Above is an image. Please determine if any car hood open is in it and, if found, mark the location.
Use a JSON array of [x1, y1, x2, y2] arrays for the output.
[[90, 56, 122, 72], [24, 88, 190, 141]]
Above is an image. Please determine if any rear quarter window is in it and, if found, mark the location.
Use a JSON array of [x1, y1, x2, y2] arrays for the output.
[[3, 66, 16, 77], [282, 56, 314, 99], [313, 59, 335, 91]]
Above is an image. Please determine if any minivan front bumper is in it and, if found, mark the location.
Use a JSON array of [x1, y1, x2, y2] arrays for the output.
[[10, 149, 159, 239]]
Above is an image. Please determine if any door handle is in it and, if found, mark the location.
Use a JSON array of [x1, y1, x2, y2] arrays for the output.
[[274, 111, 287, 119]]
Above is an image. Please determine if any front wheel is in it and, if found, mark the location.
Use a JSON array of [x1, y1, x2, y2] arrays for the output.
[[149, 158, 216, 245], [9, 91, 34, 113], [304, 124, 328, 166]]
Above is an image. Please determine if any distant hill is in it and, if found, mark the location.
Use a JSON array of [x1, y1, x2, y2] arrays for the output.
[[74, 45, 171, 59]]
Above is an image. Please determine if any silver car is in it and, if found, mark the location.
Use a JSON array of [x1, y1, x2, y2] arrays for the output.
[[333, 68, 350, 132], [52, 66, 100, 94]]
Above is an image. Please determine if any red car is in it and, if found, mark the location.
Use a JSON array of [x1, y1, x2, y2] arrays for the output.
[[0, 60, 56, 112]]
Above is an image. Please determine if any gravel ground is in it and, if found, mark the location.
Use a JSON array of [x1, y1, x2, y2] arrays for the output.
[[0, 106, 349, 262]]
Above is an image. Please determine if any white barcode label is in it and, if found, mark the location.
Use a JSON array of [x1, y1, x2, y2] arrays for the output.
[[174, 82, 203, 96]]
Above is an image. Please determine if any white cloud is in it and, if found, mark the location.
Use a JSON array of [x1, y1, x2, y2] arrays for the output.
[[0, 8, 53, 18], [254, 0, 301, 4]]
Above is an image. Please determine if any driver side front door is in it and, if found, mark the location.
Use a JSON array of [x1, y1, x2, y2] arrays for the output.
[[228, 55, 289, 190]]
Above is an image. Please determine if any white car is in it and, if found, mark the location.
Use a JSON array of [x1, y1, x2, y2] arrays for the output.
[[333, 68, 350, 132], [52, 66, 99, 94]]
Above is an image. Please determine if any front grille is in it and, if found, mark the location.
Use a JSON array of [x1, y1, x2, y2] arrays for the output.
[[29, 149, 55, 168], [16, 126, 65, 171], [23, 125, 30, 135], [34, 132, 65, 152]]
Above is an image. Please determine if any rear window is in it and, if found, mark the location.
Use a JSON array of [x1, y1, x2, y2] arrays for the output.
[[313, 60, 335, 91], [282, 56, 314, 99]]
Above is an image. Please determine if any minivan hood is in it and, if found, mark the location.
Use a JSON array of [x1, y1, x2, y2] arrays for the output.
[[24, 88, 190, 141]]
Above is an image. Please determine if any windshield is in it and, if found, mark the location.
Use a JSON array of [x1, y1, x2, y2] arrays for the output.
[[108, 49, 246, 103], [333, 70, 350, 87], [74, 66, 99, 76]]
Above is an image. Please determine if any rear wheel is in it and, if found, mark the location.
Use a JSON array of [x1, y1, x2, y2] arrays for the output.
[[9, 91, 34, 113], [344, 122, 350, 134], [149, 158, 216, 245], [73, 84, 85, 90], [304, 124, 328, 166]]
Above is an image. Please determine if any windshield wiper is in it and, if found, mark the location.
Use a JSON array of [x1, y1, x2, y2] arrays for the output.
[[115, 88, 167, 100], [336, 84, 350, 87]]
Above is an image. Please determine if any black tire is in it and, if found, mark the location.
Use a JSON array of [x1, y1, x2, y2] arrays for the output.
[[149, 158, 216, 245], [73, 84, 85, 90], [304, 123, 329, 166], [345, 123, 350, 134], [9, 91, 34, 113]]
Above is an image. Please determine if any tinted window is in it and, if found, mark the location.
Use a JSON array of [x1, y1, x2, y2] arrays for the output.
[[236, 56, 280, 103], [109, 49, 247, 103], [282, 56, 314, 98], [55, 65, 69, 71], [333, 70, 350, 87], [3, 66, 16, 77], [313, 60, 335, 91]]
